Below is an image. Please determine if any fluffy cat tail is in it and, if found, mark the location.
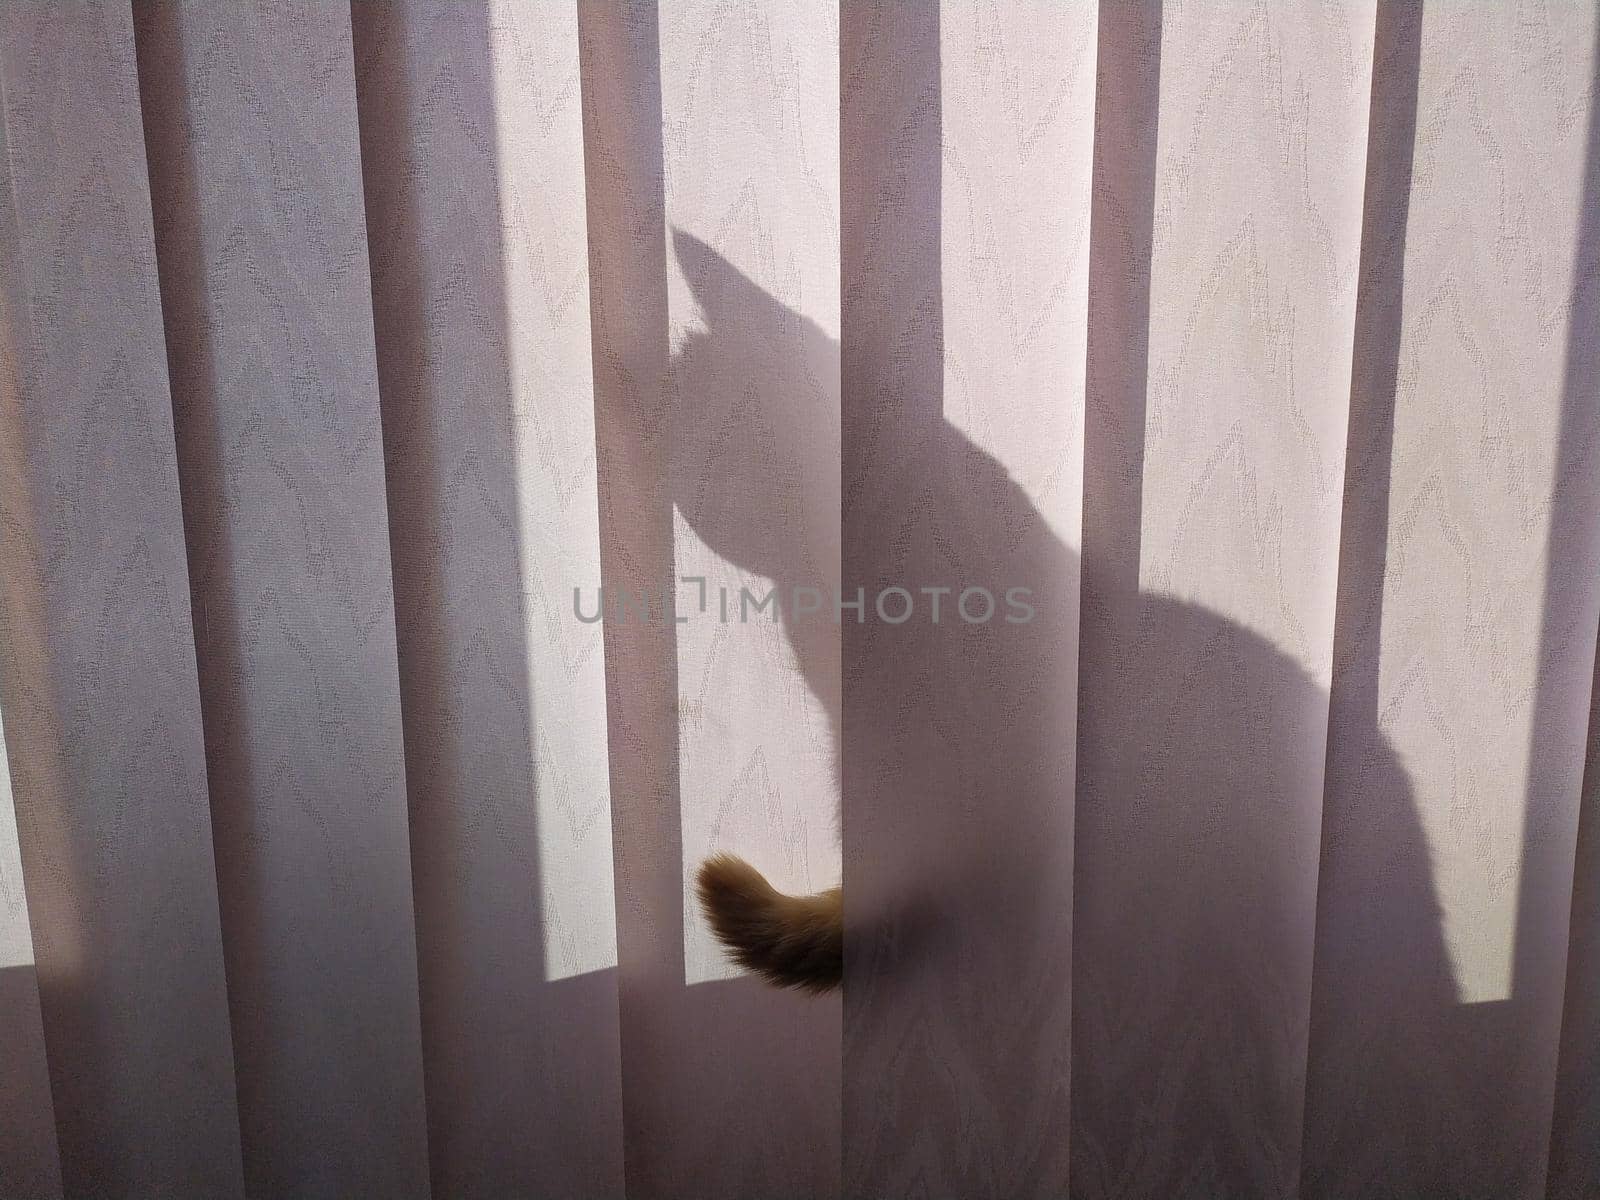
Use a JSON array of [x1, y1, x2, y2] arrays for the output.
[[695, 854, 842, 994]]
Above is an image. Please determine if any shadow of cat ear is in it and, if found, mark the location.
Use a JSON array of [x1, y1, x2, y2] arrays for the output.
[[671, 227, 727, 309], [672, 227, 788, 330]]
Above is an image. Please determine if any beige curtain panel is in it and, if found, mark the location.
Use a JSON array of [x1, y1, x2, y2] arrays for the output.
[[0, 2, 1596, 1198]]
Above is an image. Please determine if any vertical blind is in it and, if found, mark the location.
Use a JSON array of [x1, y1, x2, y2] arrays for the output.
[[0, 2, 1596, 1198]]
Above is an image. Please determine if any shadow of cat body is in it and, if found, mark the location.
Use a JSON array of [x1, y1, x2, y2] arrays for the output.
[[668, 231, 1492, 1199]]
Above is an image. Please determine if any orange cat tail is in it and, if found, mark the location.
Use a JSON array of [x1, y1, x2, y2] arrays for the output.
[[695, 854, 842, 994]]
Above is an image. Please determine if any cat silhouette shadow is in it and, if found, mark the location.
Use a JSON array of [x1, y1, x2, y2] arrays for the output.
[[665, 229, 1510, 1199]]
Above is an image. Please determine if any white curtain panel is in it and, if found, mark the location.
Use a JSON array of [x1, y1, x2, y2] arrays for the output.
[[0, 2, 1596, 1198]]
